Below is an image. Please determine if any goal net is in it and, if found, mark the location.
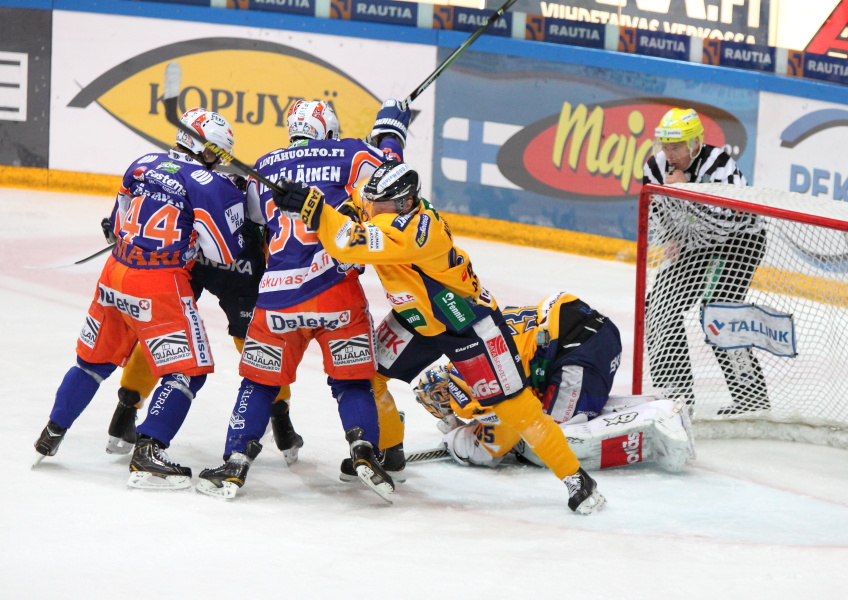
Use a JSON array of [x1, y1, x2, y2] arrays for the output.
[[634, 182, 848, 447]]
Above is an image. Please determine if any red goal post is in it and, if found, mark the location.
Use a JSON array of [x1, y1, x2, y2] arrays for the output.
[[634, 182, 848, 447]]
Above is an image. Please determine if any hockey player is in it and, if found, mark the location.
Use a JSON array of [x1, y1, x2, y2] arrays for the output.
[[34, 108, 247, 490], [643, 107, 769, 415], [101, 161, 303, 465], [411, 293, 695, 473], [195, 99, 411, 502], [273, 161, 607, 515]]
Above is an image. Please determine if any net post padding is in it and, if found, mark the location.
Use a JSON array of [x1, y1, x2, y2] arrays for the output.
[[636, 183, 848, 448]]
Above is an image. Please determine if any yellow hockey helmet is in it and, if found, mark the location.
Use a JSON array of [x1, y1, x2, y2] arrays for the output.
[[654, 108, 704, 147]]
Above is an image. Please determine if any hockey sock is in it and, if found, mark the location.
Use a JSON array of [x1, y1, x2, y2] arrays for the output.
[[136, 373, 206, 447], [50, 359, 117, 429], [224, 378, 278, 456], [372, 372, 404, 450], [493, 387, 580, 480], [329, 377, 380, 447], [118, 345, 159, 401]]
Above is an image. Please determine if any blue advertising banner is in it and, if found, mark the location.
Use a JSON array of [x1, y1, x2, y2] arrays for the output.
[[631, 29, 690, 61], [802, 51, 848, 85], [431, 49, 758, 241], [233, 0, 316, 16], [532, 16, 605, 49], [434, 6, 512, 37], [704, 39, 776, 73], [349, 0, 418, 27]]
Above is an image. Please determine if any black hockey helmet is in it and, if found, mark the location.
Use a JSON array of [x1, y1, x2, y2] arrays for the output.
[[361, 160, 421, 214]]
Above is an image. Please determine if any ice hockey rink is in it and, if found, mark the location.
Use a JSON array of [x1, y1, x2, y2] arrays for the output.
[[3, 187, 847, 598]]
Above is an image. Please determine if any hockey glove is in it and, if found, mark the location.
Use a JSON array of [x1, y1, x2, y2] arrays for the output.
[[228, 174, 248, 192], [367, 99, 411, 148], [101, 216, 117, 243], [271, 180, 325, 230], [338, 197, 362, 223]]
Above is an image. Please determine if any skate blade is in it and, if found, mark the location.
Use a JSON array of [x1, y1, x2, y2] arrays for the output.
[[127, 471, 191, 490], [106, 436, 134, 455], [574, 490, 607, 515], [355, 465, 393, 504], [283, 446, 300, 467], [32, 452, 48, 468], [195, 479, 239, 499]]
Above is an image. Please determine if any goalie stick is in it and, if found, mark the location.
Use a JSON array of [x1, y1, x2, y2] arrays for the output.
[[403, 0, 518, 107]]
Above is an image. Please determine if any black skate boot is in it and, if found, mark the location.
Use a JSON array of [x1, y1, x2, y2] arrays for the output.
[[563, 467, 606, 515], [106, 387, 140, 455], [270, 401, 303, 466], [196, 440, 263, 500], [128, 435, 192, 490], [345, 427, 394, 503], [33, 420, 68, 466], [339, 442, 407, 484]]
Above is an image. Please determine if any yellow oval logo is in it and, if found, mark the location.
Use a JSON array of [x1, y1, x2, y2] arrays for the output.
[[69, 38, 381, 164]]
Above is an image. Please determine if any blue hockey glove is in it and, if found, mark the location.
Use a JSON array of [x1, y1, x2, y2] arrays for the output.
[[271, 180, 324, 229], [368, 99, 411, 148], [101, 217, 117, 243]]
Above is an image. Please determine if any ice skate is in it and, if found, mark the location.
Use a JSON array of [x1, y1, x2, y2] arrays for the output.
[[345, 427, 394, 503], [33, 420, 67, 466], [270, 401, 303, 466], [106, 387, 140, 455], [127, 435, 192, 490], [196, 440, 263, 499], [563, 467, 606, 515], [339, 442, 406, 484]]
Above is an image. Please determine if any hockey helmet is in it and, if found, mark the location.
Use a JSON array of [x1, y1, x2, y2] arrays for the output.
[[286, 100, 340, 142], [175, 108, 235, 165], [654, 108, 704, 161], [360, 160, 421, 216]]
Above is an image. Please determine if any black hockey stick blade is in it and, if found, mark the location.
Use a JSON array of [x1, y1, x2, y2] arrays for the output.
[[404, 446, 451, 463], [24, 243, 115, 270], [162, 62, 288, 196], [403, 0, 518, 107]]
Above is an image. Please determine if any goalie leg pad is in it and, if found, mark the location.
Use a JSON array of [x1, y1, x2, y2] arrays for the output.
[[442, 425, 503, 467]]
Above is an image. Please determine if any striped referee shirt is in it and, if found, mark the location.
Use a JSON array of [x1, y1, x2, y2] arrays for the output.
[[642, 144, 762, 249]]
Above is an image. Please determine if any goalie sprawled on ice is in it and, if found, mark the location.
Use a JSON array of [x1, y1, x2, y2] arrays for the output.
[[413, 292, 696, 473]]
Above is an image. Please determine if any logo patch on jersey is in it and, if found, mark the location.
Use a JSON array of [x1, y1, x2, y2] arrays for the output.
[[266, 310, 351, 333], [600, 432, 643, 469], [191, 170, 214, 185], [387, 292, 415, 306], [329, 334, 373, 367], [79, 315, 101, 349], [132, 166, 148, 180], [241, 338, 283, 372], [434, 290, 475, 331], [484, 334, 520, 396], [159, 161, 181, 174], [391, 211, 416, 231], [399, 307, 425, 328], [146, 331, 192, 367], [225, 204, 245, 233], [415, 214, 430, 247], [447, 379, 473, 408], [366, 224, 384, 251], [97, 284, 152, 322], [375, 316, 414, 368]]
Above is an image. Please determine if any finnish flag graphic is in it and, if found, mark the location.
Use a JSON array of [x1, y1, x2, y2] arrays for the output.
[[441, 117, 521, 189]]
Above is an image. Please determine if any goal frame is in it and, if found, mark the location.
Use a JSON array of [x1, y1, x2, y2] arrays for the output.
[[633, 183, 848, 447]]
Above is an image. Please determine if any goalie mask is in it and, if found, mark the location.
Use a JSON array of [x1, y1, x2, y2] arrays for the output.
[[361, 160, 421, 219], [287, 100, 340, 142], [175, 108, 235, 166], [653, 108, 704, 169]]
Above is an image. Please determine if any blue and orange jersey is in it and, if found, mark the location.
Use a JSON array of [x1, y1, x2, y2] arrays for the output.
[[246, 137, 401, 309], [109, 149, 246, 270]]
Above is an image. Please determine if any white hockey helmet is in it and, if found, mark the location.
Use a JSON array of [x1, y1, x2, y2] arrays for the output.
[[286, 100, 340, 142], [175, 108, 235, 163]]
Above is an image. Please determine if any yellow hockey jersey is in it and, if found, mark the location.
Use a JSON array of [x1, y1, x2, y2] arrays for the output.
[[315, 198, 497, 336]]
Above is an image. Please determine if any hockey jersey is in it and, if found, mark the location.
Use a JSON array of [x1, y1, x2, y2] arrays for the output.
[[316, 197, 497, 337], [247, 137, 400, 309], [110, 149, 246, 270]]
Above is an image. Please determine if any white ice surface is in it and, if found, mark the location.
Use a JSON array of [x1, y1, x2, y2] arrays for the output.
[[2, 188, 847, 599]]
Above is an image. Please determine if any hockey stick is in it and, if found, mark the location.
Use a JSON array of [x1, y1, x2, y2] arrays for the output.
[[162, 62, 290, 196], [25, 242, 115, 270], [403, 0, 518, 107], [404, 446, 450, 463]]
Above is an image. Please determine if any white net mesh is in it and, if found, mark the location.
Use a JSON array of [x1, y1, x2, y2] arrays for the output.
[[637, 183, 848, 445]]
